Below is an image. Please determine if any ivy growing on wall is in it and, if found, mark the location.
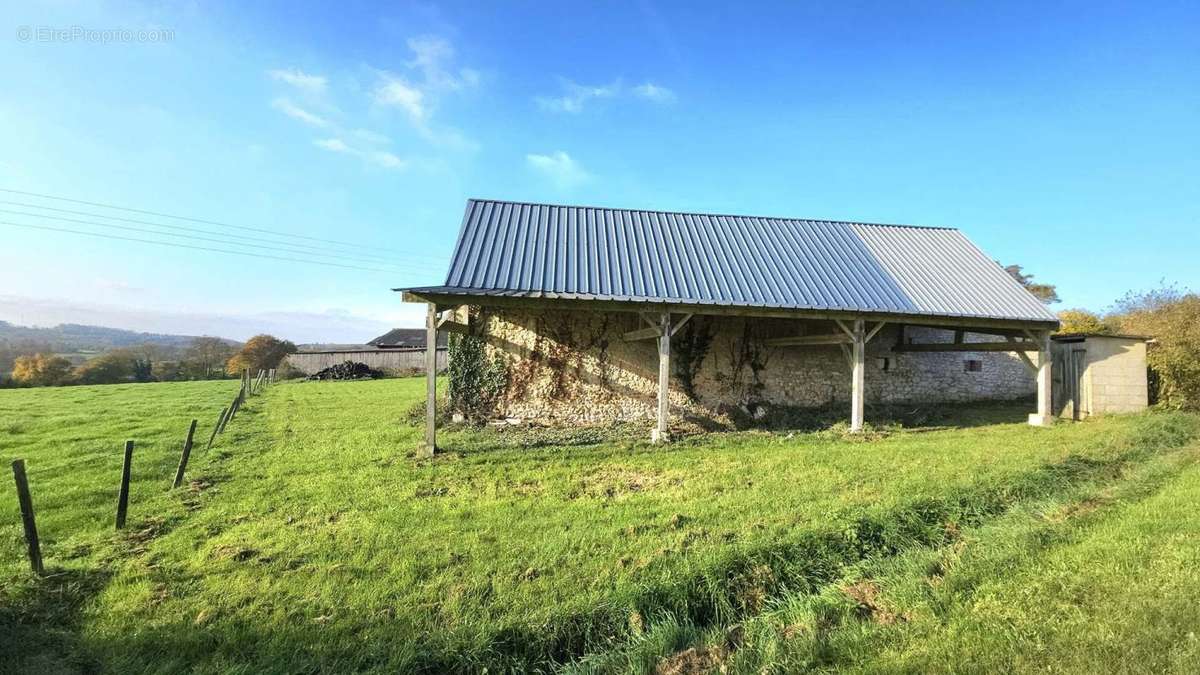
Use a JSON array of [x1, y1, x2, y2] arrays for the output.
[[673, 317, 714, 401], [447, 332, 507, 423]]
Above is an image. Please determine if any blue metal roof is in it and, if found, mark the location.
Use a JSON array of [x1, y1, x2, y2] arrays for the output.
[[408, 199, 1058, 324]]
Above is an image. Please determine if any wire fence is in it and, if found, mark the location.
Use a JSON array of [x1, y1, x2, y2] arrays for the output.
[[8, 367, 276, 575]]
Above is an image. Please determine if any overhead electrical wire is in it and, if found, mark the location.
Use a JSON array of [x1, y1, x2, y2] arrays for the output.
[[0, 200, 411, 267], [0, 187, 424, 257], [0, 219, 418, 274], [0, 207, 445, 274]]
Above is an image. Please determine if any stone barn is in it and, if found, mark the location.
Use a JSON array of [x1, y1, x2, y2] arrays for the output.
[[401, 199, 1061, 454]]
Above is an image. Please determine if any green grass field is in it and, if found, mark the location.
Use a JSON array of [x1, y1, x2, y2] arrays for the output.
[[2, 378, 1199, 673]]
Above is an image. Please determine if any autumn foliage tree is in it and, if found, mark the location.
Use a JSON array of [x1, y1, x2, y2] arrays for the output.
[[1055, 308, 1113, 335], [225, 334, 296, 375], [11, 353, 73, 386], [1109, 285, 1200, 409]]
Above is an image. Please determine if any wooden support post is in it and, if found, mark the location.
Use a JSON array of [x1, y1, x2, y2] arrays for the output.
[[206, 406, 228, 449], [1029, 331, 1055, 426], [11, 459, 44, 575], [172, 419, 198, 489], [424, 303, 439, 457], [654, 312, 671, 443], [243, 369, 250, 396], [850, 319, 866, 433], [115, 440, 134, 529]]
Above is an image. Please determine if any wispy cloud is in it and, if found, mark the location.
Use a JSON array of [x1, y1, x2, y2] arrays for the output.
[[536, 79, 620, 113], [406, 36, 480, 91], [272, 97, 328, 127], [372, 75, 427, 124], [537, 79, 676, 113], [314, 137, 406, 170], [371, 36, 479, 150], [313, 137, 350, 153], [267, 68, 328, 94], [632, 82, 676, 103], [526, 151, 590, 189]]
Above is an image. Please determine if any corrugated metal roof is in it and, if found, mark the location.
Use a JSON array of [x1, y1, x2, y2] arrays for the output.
[[408, 199, 1058, 323], [368, 328, 447, 348]]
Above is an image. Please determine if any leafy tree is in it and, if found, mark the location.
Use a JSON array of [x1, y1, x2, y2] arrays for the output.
[[74, 351, 135, 384], [1055, 309, 1112, 335], [1108, 284, 1200, 409], [225, 334, 296, 376], [11, 353, 73, 386], [152, 360, 186, 382], [183, 337, 236, 379], [1004, 264, 1060, 304]]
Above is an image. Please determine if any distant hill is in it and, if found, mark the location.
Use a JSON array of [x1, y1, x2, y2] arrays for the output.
[[0, 320, 238, 352]]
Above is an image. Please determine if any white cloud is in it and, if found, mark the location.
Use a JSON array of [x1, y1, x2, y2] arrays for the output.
[[351, 128, 391, 145], [372, 74, 427, 124], [406, 36, 480, 91], [272, 97, 328, 127], [369, 37, 479, 150], [313, 137, 350, 152], [526, 151, 590, 189], [632, 82, 676, 103], [314, 137, 406, 170], [368, 150, 406, 169], [536, 79, 620, 113], [537, 78, 677, 112], [267, 68, 328, 94]]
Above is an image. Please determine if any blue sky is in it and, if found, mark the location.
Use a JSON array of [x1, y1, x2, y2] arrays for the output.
[[1, 1, 1196, 342]]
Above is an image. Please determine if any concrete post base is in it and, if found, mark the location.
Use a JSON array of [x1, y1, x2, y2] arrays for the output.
[[1027, 413, 1055, 427]]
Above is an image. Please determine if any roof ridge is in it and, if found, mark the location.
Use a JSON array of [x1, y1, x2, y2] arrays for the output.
[[465, 197, 956, 231]]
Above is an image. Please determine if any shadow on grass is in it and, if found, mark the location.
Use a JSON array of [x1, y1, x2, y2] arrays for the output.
[[0, 566, 111, 675]]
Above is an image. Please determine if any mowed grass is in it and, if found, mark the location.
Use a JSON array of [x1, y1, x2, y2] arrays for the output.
[[1, 378, 1199, 673]]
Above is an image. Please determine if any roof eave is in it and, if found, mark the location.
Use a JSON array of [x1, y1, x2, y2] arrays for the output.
[[397, 286, 1059, 331]]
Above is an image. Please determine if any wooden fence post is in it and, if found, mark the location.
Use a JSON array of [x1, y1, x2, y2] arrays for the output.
[[206, 407, 228, 449], [11, 460, 44, 575], [172, 419, 198, 489], [115, 440, 134, 529]]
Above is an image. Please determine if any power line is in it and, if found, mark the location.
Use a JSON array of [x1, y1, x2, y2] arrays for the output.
[[0, 207, 446, 274], [0, 200, 416, 267], [0, 219, 428, 275], [0, 187, 421, 256]]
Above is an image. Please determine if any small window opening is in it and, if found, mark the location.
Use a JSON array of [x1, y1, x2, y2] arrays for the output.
[[964, 359, 983, 373], [877, 357, 891, 372]]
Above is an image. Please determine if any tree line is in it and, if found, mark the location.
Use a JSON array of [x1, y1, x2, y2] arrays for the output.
[[2, 335, 296, 388]]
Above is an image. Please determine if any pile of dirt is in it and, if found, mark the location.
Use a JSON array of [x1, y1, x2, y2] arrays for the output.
[[307, 361, 384, 381]]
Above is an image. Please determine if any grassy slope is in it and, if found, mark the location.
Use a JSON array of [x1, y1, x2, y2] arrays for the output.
[[1, 378, 1198, 673], [590, 423, 1200, 674]]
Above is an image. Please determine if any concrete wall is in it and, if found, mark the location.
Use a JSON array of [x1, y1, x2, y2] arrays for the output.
[[285, 348, 447, 375], [476, 308, 1037, 425], [1055, 336, 1148, 416]]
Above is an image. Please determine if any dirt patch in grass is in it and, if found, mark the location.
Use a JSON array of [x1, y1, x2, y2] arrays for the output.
[[574, 466, 681, 499], [655, 645, 729, 675], [841, 580, 908, 625], [210, 545, 261, 563]]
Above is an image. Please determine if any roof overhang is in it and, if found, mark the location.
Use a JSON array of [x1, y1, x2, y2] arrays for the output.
[[397, 286, 1059, 333]]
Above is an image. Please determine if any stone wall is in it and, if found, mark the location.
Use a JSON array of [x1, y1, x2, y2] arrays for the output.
[[475, 307, 1037, 425]]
